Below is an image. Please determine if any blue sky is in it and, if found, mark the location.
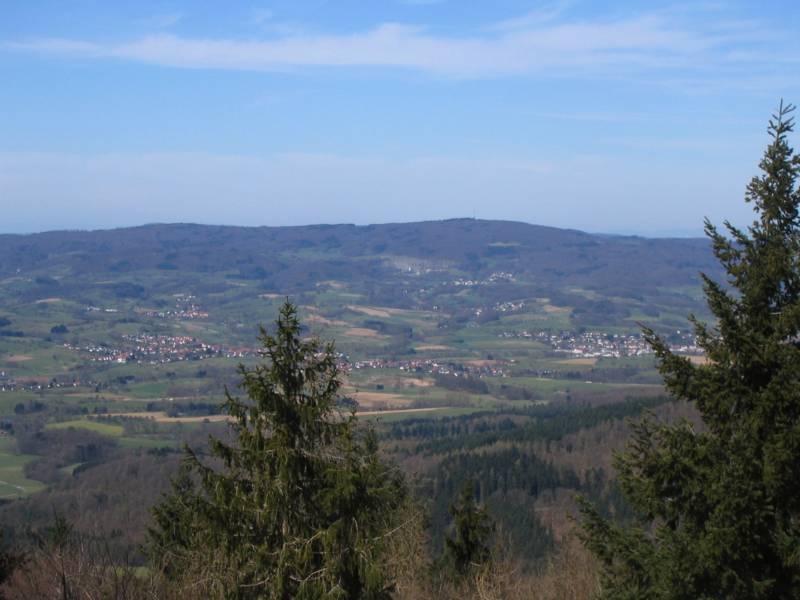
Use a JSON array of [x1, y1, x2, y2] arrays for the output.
[[1, 1, 799, 235]]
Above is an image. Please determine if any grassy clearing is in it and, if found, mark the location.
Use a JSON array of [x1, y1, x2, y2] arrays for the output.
[[118, 436, 177, 449], [0, 437, 46, 498], [99, 411, 232, 424], [351, 390, 415, 408], [46, 419, 125, 436], [59, 462, 83, 476], [556, 357, 598, 366], [344, 327, 388, 339], [126, 382, 170, 398]]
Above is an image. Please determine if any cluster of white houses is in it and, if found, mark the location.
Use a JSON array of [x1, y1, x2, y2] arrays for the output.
[[63, 334, 255, 365], [499, 329, 703, 359]]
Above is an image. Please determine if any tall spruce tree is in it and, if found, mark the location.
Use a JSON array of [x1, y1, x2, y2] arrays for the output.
[[580, 103, 800, 598], [443, 480, 493, 577], [147, 301, 406, 599]]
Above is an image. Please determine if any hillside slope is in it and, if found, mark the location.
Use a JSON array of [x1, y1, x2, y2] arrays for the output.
[[0, 219, 718, 292]]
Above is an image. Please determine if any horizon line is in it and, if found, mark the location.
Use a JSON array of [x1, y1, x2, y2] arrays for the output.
[[0, 218, 709, 240]]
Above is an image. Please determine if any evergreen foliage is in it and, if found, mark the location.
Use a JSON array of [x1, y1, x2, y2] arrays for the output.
[[429, 446, 564, 559], [580, 103, 800, 598], [442, 481, 494, 577], [147, 301, 406, 599]]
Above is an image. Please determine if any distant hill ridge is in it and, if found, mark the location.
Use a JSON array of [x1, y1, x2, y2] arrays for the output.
[[0, 219, 719, 292]]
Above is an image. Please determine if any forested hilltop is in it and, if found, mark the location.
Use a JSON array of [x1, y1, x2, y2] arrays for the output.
[[0, 218, 716, 287]]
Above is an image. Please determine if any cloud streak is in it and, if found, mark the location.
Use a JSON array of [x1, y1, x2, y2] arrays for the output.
[[139, 13, 182, 29], [4, 7, 788, 79]]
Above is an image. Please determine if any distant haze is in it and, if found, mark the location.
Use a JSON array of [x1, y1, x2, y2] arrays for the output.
[[1, 1, 797, 235]]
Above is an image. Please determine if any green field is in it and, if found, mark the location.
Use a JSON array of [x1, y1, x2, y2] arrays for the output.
[[46, 419, 125, 436], [0, 437, 46, 498], [118, 436, 177, 449]]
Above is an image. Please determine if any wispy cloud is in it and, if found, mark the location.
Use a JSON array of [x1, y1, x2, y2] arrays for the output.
[[487, 1, 573, 31], [250, 8, 274, 25], [139, 12, 182, 29], [3, 6, 793, 81]]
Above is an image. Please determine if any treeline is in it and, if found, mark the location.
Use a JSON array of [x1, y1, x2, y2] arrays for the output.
[[427, 447, 568, 562], [415, 395, 670, 454], [433, 373, 489, 394], [386, 414, 517, 442], [15, 425, 118, 484]]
